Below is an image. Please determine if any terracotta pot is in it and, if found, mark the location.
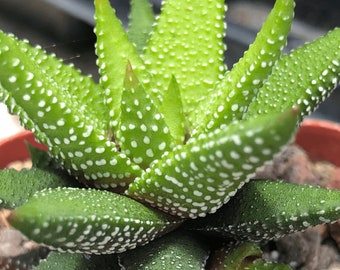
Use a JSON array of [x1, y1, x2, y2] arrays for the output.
[[295, 119, 340, 190], [0, 130, 47, 169], [295, 119, 340, 167]]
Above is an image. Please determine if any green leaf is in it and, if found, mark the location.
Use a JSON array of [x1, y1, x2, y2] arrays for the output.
[[0, 30, 108, 133], [36, 253, 89, 270], [94, 0, 147, 129], [245, 261, 292, 270], [9, 187, 181, 254], [36, 252, 120, 270], [160, 76, 187, 144], [118, 230, 209, 269], [27, 143, 54, 169], [197, 0, 294, 132], [118, 63, 175, 168], [0, 30, 141, 189], [209, 242, 262, 270], [188, 179, 340, 242], [246, 27, 340, 122], [142, 0, 227, 124], [126, 108, 299, 218], [128, 0, 155, 54], [208, 242, 291, 269], [0, 168, 76, 209], [22, 39, 109, 130]]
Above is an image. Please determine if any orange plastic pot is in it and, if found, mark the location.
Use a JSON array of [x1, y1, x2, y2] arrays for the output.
[[0, 130, 47, 169], [295, 119, 340, 167]]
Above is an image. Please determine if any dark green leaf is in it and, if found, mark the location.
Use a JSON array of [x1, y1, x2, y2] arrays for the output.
[[9, 187, 181, 254], [189, 179, 340, 242], [208, 242, 262, 270], [0, 168, 76, 209], [35, 252, 120, 270], [118, 230, 209, 269]]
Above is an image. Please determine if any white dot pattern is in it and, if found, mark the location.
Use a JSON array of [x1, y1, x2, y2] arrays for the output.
[[247, 28, 340, 121], [11, 188, 180, 254], [0, 0, 339, 255], [127, 109, 298, 218], [196, 0, 294, 132], [118, 64, 175, 168], [189, 180, 340, 243], [0, 31, 142, 188], [142, 0, 227, 125], [94, 0, 148, 129]]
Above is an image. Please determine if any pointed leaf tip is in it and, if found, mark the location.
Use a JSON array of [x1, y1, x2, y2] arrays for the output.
[[118, 63, 175, 167], [143, 0, 227, 125], [9, 187, 180, 254], [197, 0, 295, 131], [246, 27, 340, 121], [189, 180, 340, 242], [127, 109, 299, 218]]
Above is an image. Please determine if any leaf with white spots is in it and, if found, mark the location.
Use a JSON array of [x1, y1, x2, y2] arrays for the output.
[[8, 187, 181, 254], [94, 0, 148, 129], [246, 27, 340, 121], [142, 0, 227, 124], [0, 31, 108, 131], [118, 230, 209, 270], [118, 63, 175, 168], [127, 0, 155, 55], [126, 108, 299, 218], [188, 180, 340, 242], [0, 30, 142, 190], [22, 37, 109, 130], [197, 0, 294, 132]]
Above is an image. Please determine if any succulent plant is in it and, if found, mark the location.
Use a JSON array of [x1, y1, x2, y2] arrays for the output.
[[0, 0, 340, 268]]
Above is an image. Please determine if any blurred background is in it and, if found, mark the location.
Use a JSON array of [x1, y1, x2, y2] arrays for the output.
[[0, 0, 339, 140]]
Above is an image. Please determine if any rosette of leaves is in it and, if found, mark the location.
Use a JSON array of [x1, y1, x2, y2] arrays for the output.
[[0, 0, 340, 268]]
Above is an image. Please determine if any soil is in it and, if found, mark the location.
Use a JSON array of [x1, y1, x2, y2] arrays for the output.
[[1, 145, 340, 269]]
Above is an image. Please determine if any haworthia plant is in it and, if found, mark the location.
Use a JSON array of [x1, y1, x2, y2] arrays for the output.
[[0, 0, 340, 268], [127, 0, 155, 55]]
